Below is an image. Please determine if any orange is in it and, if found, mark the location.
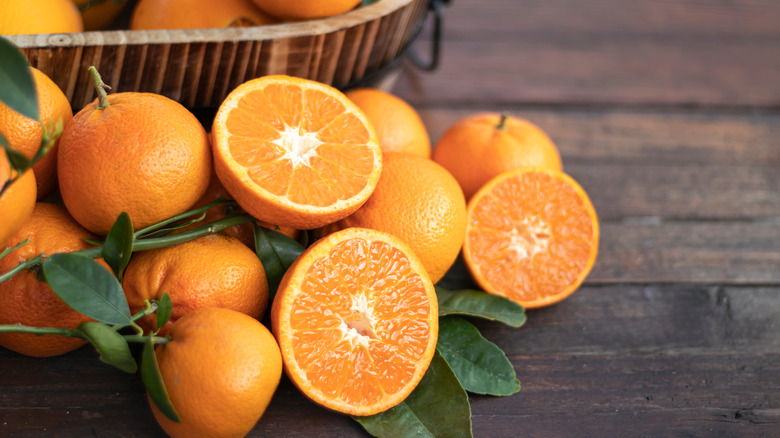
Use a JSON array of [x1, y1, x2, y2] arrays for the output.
[[463, 167, 599, 309], [130, 0, 277, 30], [251, 0, 361, 21], [0, 153, 37, 248], [345, 88, 431, 158], [74, 0, 130, 31], [151, 307, 282, 438], [432, 113, 563, 200], [0, 203, 103, 357], [0, 67, 73, 199], [328, 152, 466, 284], [58, 91, 211, 235], [0, 0, 83, 34], [183, 168, 300, 248], [271, 227, 438, 416], [211, 75, 382, 230], [122, 233, 269, 335]]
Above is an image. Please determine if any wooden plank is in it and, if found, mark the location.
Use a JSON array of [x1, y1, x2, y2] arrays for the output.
[[417, 108, 780, 166], [589, 222, 780, 284], [396, 0, 780, 107]]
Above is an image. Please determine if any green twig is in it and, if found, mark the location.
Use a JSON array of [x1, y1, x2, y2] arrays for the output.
[[0, 324, 79, 338], [89, 66, 111, 110], [133, 197, 234, 238]]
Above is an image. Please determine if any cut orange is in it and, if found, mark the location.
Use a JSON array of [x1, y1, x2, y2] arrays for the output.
[[212, 75, 382, 230], [463, 167, 599, 309], [271, 227, 438, 416]]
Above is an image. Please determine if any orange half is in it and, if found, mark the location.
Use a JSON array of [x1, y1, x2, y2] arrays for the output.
[[271, 227, 438, 416], [463, 167, 599, 309], [212, 75, 382, 230]]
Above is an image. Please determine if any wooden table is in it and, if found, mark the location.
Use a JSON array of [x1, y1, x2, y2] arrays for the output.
[[2, 0, 779, 436]]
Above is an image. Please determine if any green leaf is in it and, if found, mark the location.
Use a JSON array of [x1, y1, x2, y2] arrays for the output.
[[141, 337, 181, 423], [355, 351, 472, 438], [437, 317, 520, 396], [362, 0, 381, 5], [42, 253, 132, 325], [103, 212, 134, 281], [0, 37, 39, 121], [436, 287, 526, 328], [156, 292, 173, 330], [254, 224, 305, 300], [77, 321, 138, 373], [1, 144, 32, 172]]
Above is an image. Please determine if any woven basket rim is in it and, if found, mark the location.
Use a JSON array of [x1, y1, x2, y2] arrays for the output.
[[6, 0, 417, 48]]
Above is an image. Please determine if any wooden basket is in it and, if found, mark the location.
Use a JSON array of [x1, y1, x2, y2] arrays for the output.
[[6, 0, 430, 110]]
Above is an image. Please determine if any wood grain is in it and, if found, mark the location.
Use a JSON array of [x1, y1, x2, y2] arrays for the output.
[[397, 0, 780, 107]]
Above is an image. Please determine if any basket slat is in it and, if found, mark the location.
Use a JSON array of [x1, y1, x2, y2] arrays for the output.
[[8, 0, 429, 109]]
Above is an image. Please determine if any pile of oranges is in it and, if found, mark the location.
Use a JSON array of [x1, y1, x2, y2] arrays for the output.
[[0, 27, 598, 438], [0, 0, 369, 35]]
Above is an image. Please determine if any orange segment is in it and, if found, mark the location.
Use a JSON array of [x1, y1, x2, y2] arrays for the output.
[[463, 167, 599, 309], [271, 227, 438, 416], [212, 75, 382, 230]]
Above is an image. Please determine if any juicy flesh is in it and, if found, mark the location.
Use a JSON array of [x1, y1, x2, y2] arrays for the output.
[[225, 83, 375, 207], [468, 172, 595, 302], [289, 238, 432, 406]]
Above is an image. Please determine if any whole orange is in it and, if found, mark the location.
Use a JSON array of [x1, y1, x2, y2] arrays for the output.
[[130, 0, 277, 30], [0, 0, 83, 34], [0, 153, 37, 248], [0, 203, 102, 357], [432, 113, 562, 199], [74, 0, 130, 31], [58, 91, 211, 235], [150, 307, 282, 438], [251, 0, 361, 20], [330, 152, 467, 284], [0, 67, 73, 199], [122, 233, 268, 335], [345, 88, 431, 158]]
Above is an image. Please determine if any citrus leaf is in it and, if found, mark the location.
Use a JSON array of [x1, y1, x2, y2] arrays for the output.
[[156, 292, 173, 330], [254, 224, 305, 300], [0, 36, 39, 121], [42, 253, 132, 325], [77, 321, 137, 374], [103, 212, 134, 281], [354, 351, 472, 438], [436, 287, 526, 328], [438, 316, 520, 396], [1, 143, 32, 172], [141, 337, 180, 423]]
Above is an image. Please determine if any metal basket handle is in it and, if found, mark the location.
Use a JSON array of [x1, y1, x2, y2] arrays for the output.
[[409, 0, 450, 71]]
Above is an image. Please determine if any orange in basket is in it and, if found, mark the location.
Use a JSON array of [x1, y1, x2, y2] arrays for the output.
[[463, 167, 599, 309], [211, 75, 383, 230], [130, 0, 277, 30]]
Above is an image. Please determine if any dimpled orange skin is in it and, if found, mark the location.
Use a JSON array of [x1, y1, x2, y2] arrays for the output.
[[332, 152, 467, 284], [131, 0, 278, 30], [0, 67, 73, 199], [57, 92, 212, 235], [0, 153, 37, 248], [345, 88, 431, 159], [150, 307, 282, 438], [251, 0, 361, 20], [0, 0, 83, 35], [0, 203, 104, 357], [433, 113, 563, 200], [122, 233, 269, 335]]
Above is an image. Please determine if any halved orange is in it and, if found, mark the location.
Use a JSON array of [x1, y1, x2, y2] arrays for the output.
[[463, 167, 599, 309], [271, 227, 438, 416], [212, 75, 383, 230]]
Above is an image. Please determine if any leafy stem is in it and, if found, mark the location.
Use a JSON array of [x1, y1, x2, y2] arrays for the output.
[[0, 212, 255, 284], [0, 323, 169, 345]]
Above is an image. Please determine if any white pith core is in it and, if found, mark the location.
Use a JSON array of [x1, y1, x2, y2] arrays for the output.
[[339, 292, 378, 349], [273, 125, 324, 168], [508, 216, 552, 259]]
